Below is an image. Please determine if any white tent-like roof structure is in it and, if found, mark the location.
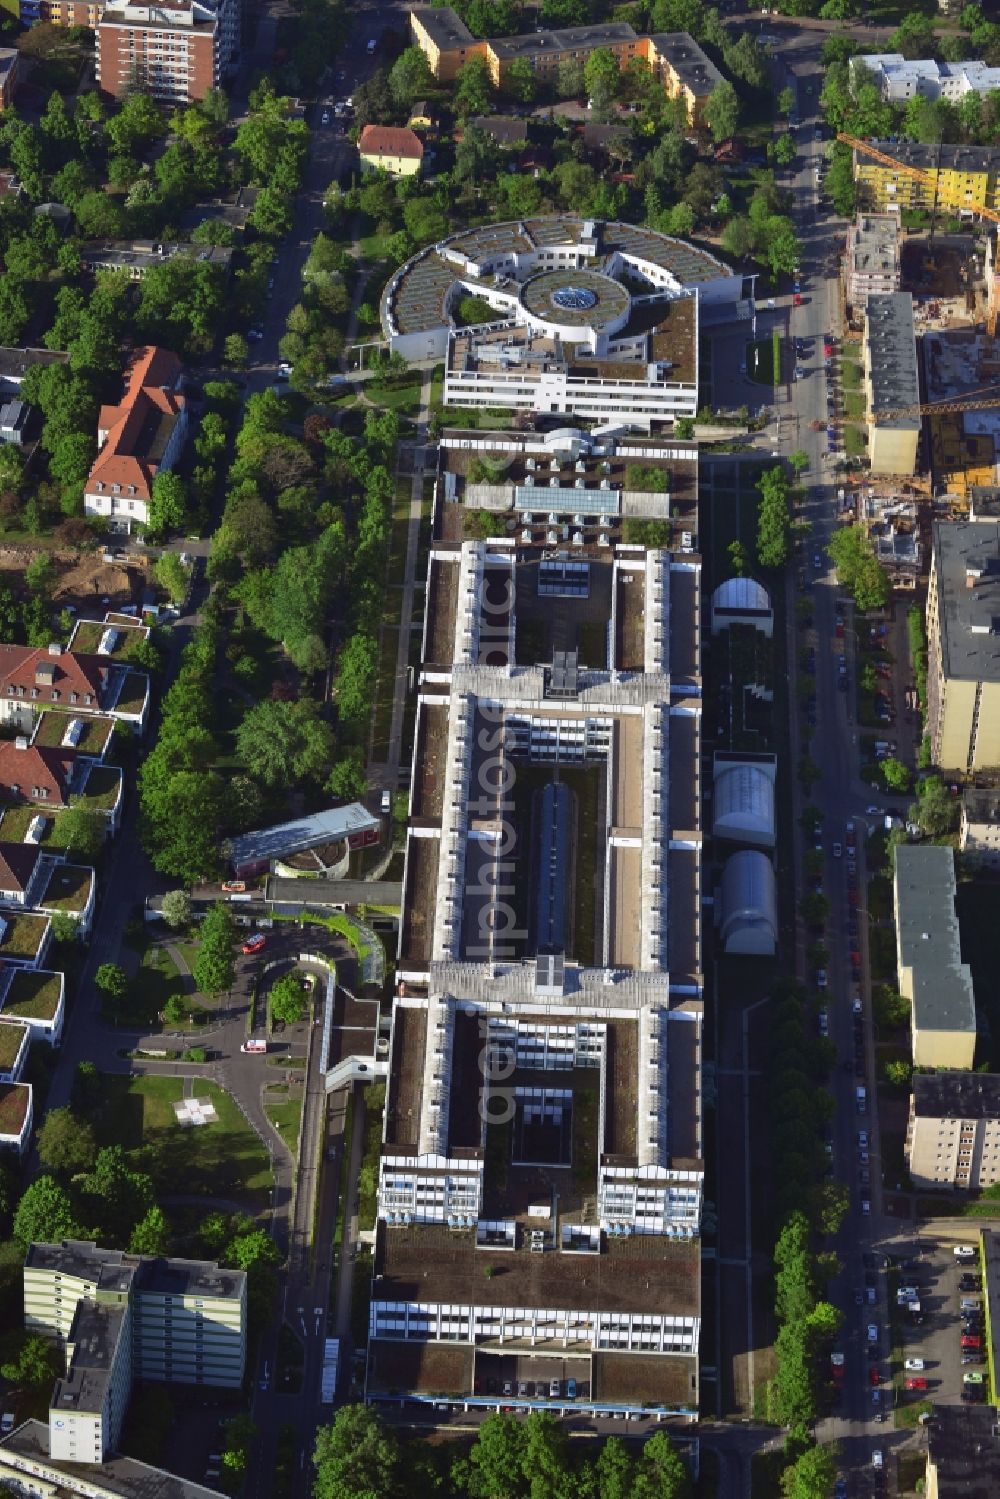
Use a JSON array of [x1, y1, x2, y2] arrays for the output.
[[719, 850, 778, 955], [713, 764, 776, 847], [710, 576, 773, 636]]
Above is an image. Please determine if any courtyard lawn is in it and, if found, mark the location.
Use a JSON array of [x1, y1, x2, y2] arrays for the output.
[[747, 334, 780, 386], [264, 1088, 303, 1154], [93, 1074, 272, 1212], [844, 424, 867, 459], [108, 939, 184, 1029]]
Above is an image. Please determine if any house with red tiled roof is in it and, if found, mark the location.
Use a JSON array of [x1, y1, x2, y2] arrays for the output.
[[358, 124, 424, 178], [0, 740, 78, 809], [83, 346, 188, 535], [0, 643, 109, 732], [0, 843, 45, 906]]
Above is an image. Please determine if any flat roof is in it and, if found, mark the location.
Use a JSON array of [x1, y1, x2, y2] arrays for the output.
[[229, 803, 379, 869], [926, 1403, 1000, 1497], [894, 845, 976, 1035], [856, 140, 1000, 172], [410, 4, 475, 49], [865, 292, 919, 427], [912, 1072, 1000, 1118], [932, 519, 1000, 685], [648, 31, 724, 93], [0, 1418, 224, 1499], [26, 1240, 245, 1301], [51, 1300, 125, 1416], [490, 21, 637, 60], [964, 787, 1000, 825], [849, 214, 899, 276], [374, 1221, 699, 1315]]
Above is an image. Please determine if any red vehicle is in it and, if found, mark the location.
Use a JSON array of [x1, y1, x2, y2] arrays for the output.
[[906, 1378, 928, 1390], [848, 889, 859, 907], [835, 620, 845, 639], [869, 1367, 880, 1386], [830, 1351, 845, 1387], [961, 1335, 982, 1349], [794, 293, 803, 306], [242, 933, 267, 955], [221, 880, 246, 894], [824, 342, 833, 358]]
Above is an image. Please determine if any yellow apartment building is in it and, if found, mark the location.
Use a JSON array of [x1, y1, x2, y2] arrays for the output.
[[863, 292, 920, 475], [894, 844, 976, 1069], [927, 501, 1000, 771]]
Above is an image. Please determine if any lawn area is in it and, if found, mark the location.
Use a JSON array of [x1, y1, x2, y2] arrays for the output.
[[367, 376, 421, 416], [92, 1074, 272, 1212], [747, 334, 780, 386], [844, 423, 867, 459], [388, 476, 412, 588], [70, 620, 148, 661], [357, 1083, 385, 1232], [264, 1087, 303, 1154], [33, 711, 114, 756], [107, 939, 184, 1029]]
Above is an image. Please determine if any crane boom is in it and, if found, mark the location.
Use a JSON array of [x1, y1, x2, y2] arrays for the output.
[[874, 389, 1000, 423], [838, 133, 1000, 334]]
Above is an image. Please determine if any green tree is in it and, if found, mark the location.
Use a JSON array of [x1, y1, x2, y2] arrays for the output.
[[756, 465, 791, 569], [54, 806, 104, 862], [37, 1106, 97, 1176], [789, 449, 809, 477], [634, 1428, 692, 1497], [504, 56, 537, 104], [148, 471, 188, 538], [79, 1145, 155, 1246], [0, 1334, 58, 1393], [881, 757, 911, 793], [155, 551, 191, 604], [727, 540, 751, 576], [454, 56, 492, 118], [775, 133, 796, 167], [13, 1175, 82, 1247], [704, 80, 740, 142], [193, 901, 237, 997], [161, 889, 193, 929], [235, 698, 334, 789], [313, 1405, 405, 1499], [583, 46, 620, 111], [95, 962, 128, 1005], [556, 57, 586, 99], [908, 776, 959, 837], [129, 1205, 171, 1256], [827, 525, 890, 611], [885, 1058, 913, 1088], [780, 1442, 838, 1499], [270, 972, 306, 1025], [163, 995, 186, 1024], [328, 747, 368, 801], [778, 86, 795, 117]]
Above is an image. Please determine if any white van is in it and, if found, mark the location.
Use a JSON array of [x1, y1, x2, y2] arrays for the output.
[[873, 1450, 883, 1470], [856, 1086, 867, 1114]]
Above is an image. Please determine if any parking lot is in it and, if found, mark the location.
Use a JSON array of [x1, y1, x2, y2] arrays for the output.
[[885, 1237, 987, 1421]]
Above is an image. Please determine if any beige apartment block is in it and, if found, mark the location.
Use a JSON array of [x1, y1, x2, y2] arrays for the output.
[[846, 214, 900, 311], [894, 845, 976, 1069], [960, 787, 1000, 866], [906, 1073, 1000, 1189], [863, 293, 920, 475], [927, 513, 1000, 771]]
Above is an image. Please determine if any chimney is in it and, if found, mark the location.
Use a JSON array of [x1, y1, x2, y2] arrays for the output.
[[14, 736, 27, 751], [48, 642, 62, 656]]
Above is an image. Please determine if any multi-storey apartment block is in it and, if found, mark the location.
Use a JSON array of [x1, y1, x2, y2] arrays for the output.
[[846, 215, 900, 312], [894, 845, 976, 1069], [863, 293, 920, 475], [926, 511, 1000, 771], [96, 0, 220, 104], [24, 1240, 246, 1465], [410, 9, 722, 122], [853, 140, 1000, 215], [382, 215, 748, 425], [367, 422, 704, 1418], [906, 1073, 1000, 1190]]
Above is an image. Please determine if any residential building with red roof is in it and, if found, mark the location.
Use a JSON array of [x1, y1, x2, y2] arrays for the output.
[[0, 741, 78, 809], [0, 644, 109, 733], [358, 124, 424, 178], [83, 346, 188, 535]]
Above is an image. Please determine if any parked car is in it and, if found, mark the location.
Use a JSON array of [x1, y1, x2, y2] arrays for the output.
[[904, 1359, 925, 1371], [906, 1378, 928, 1391], [242, 933, 267, 955]]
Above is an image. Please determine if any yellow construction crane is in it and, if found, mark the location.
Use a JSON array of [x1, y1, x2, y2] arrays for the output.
[[873, 386, 1000, 423], [838, 133, 1000, 335]]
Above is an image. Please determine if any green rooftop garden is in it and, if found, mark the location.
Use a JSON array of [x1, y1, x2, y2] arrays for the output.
[[0, 805, 46, 842], [71, 766, 121, 813], [0, 912, 48, 959], [70, 619, 149, 660], [0, 1082, 29, 1135], [32, 711, 114, 757], [1, 968, 62, 1021], [113, 673, 149, 718], [39, 864, 93, 914], [0, 1018, 26, 1071]]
